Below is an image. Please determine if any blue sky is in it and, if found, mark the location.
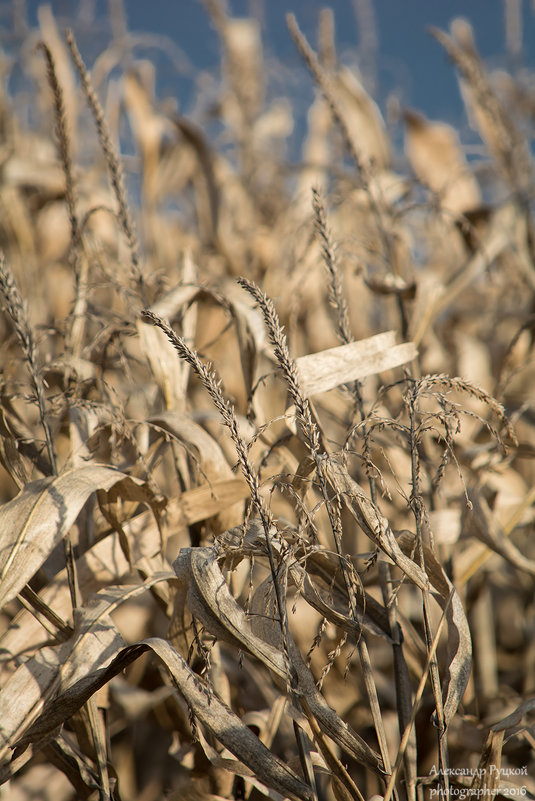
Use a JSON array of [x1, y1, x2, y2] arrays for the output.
[[17, 0, 535, 152], [122, 0, 533, 123]]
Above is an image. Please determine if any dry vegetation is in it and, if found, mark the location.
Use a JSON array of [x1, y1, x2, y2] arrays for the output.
[[1, 2, 535, 800]]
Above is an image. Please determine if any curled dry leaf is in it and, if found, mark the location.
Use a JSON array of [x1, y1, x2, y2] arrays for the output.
[[217, 519, 392, 641], [322, 457, 429, 590], [173, 545, 287, 677], [0, 574, 175, 768], [97, 473, 165, 567], [0, 465, 160, 611], [490, 697, 535, 732], [12, 634, 313, 801], [397, 530, 472, 727], [172, 544, 385, 775], [466, 487, 535, 577], [288, 549, 393, 642]]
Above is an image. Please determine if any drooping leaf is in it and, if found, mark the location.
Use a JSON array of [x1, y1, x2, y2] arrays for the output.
[[0, 573, 175, 766], [12, 635, 313, 801], [322, 457, 429, 590], [0, 465, 159, 610], [397, 530, 472, 727], [467, 487, 535, 577], [0, 533, 129, 685], [173, 544, 385, 775]]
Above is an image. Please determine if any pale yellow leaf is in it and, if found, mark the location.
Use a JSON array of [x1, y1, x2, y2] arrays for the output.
[[0, 465, 150, 610], [296, 332, 417, 397]]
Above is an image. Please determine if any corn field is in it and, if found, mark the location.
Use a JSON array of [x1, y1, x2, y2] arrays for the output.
[[0, 2, 535, 800]]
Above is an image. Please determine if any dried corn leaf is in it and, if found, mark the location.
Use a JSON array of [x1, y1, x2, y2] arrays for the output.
[[137, 281, 200, 410], [69, 574, 176, 663], [289, 550, 392, 641], [0, 534, 129, 682], [466, 487, 535, 576], [0, 621, 122, 768], [0, 465, 156, 610], [170, 478, 249, 526], [0, 494, 208, 675], [490, 697, 535, 731], [470, 728, 505, 795], [404, 109, 480, 215], [97, 474, 165, 566], [174, 546, 287, 676], [192, 721, 304, 795], [295, 332, 417, 397], [322, 457, 429, 590], [216, 520, 391, 639], [149, 411, 233, 483], [173, 545, 385, 775], [333, 66, 390, 168], [411, 210, 511, 346], [247, 573, 385, 774], [0, 574, 174, 763], [13, 634, 312, 801], [0, 626, 124, 778], [149, 410, 247, 531], [397, 530, 472, 727]]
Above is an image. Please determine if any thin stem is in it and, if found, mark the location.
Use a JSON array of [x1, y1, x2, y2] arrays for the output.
[[139, 310, 291, 680], [238, 277, 394, 780], [66, 29, 146, 306], [0, 256, 79, 611]]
